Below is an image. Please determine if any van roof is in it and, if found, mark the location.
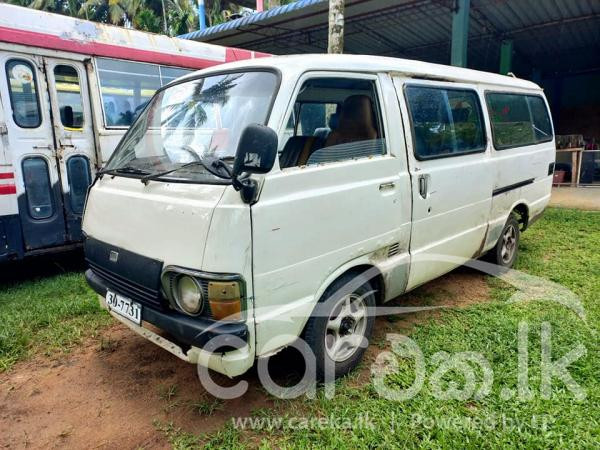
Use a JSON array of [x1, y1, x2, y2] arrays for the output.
[[181, 53, 542, 91]]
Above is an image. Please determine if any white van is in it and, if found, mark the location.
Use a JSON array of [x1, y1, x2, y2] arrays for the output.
[[83, 55, 555, 379]]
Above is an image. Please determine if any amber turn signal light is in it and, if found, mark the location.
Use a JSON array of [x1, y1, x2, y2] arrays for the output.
[[208, 281, 242, 320]]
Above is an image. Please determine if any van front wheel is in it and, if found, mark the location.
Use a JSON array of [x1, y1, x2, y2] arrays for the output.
[[487, 215, 520, 268], [303, 273, 375, 381]]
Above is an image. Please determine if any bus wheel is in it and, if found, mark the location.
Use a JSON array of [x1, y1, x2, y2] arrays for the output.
[[488, 215, 520, 268], [303, 273, 375, 381]]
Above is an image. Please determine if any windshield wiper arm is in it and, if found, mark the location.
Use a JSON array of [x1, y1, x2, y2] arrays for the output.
[[141, 161, 208, 185], [97, 166, 150, 178], [140, 155, 232, 185]]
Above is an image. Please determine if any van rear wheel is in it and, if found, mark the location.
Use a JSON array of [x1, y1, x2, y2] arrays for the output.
[[303, 273, 376, 381], [487, 215, 520, 268]]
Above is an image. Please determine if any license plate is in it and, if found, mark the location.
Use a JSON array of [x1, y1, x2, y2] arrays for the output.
[[106, 290, 141, 325]]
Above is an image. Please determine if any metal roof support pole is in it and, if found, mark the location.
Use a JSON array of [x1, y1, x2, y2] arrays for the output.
[[499, 39, 514, 75], [450, 0, 470, 67], [198, 0, 207, 31]]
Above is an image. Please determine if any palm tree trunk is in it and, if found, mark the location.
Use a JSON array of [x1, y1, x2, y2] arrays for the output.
[[161, 0, 168, 33], [328, 0, 344, 54]]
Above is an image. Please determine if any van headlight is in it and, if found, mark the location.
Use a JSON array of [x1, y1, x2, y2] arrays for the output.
[[162, 267, 244, 321], [174, 275, 204, 315]]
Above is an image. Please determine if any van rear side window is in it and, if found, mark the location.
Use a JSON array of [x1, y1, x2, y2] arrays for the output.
[[405, 86, 486, 160], [486, 93, 553, 149]]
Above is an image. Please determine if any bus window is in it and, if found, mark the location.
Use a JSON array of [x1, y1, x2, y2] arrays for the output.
[[54, 65, 84, 130], [160, 66, 193, 86], [6, 59, 41, 128], [66, 155, 91, 214], [22, 157, 54, 219], [96, 58, 161, 128]]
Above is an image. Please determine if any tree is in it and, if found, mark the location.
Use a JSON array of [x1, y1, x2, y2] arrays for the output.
[[134, 7, 162, 32], [79, 0, 131, 25], [328, 0, 344, 54], [168, 0, 196, 35], [25, 0, 83, 16]]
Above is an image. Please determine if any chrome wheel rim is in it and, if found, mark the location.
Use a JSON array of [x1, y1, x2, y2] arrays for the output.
[[325, 293, 367, 362], [500, 224, 517, 264]]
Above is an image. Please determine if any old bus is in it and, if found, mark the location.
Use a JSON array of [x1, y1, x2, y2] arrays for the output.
[[83, 54, 555, 380], [0, 4, 265, 261]]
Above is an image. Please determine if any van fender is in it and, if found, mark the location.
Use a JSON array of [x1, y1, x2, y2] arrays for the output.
[[304, 252, 406, 331], [254, 252, 408, 359]]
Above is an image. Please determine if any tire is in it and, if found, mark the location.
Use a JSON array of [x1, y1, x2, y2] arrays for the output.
[[486, 214, 520, 268], [303, 273, 376, 381]]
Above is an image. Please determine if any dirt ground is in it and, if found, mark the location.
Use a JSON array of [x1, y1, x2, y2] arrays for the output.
[[0, 268, 489, 449], [550, 187, 600, 211]]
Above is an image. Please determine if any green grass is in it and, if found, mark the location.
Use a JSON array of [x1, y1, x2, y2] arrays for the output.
[[193, 208, 600, 448], [0, 256, 110, 371]]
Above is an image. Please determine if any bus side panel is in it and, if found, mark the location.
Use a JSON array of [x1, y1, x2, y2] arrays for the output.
[[0, 132, 24, 261], [0, 212, 24, 261]]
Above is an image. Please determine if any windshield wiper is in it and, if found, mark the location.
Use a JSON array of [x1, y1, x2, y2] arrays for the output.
[[140, 152, 232, 185], [97, 166, 150, 178]]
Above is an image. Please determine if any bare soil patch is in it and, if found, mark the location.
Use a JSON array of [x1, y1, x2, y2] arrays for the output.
[[0, 267, 490, 449]]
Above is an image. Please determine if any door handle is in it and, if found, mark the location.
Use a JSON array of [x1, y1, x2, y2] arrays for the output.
[[379, 182, 395, 191], [32, 144, 52, 150], [418, 175, 428, 198]]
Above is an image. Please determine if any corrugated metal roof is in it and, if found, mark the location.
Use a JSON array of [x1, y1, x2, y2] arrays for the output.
[[179, 0, 326, 41], [180, 0, 600, 76]]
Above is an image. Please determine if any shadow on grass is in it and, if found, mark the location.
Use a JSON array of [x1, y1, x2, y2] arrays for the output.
[[0, 249, 87, 289]]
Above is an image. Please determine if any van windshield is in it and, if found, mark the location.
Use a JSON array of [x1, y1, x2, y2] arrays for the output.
[[104, 71, 278, 183]]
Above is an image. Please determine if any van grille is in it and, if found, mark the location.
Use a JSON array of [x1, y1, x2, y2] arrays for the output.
[[387, 243, 400, 258], [88, 261, 164, 310], [84, 237, 164, 310]]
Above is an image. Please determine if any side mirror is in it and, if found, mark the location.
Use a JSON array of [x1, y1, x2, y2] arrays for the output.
[[232, 124, 278, 178]]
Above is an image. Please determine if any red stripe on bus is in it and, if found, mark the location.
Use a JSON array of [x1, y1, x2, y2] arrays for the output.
[[0, 184, 16, 195], [0, 172, 14, 179], [225, 47, 253, 62], [0, 26, 244, 69]]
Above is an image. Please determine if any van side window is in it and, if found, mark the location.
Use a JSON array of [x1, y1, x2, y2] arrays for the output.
[[486, 93, 553, 149], [54, 65, 84, 130], [279, 78, 386, 169], [405, 86, 486, 160], [96, 58, 192, 128], [6, 59, 42, 128]]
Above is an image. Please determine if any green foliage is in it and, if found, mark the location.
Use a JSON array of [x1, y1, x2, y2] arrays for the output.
[[13, 0, 200, 36], [135, 7, 162, 32], [168, 0, 197, 36]]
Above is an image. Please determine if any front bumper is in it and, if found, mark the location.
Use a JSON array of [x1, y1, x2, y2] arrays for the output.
[[86, 269, 254, 377]]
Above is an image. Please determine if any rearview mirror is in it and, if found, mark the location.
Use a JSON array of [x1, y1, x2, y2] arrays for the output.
[[232, 124, 278, 178]]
